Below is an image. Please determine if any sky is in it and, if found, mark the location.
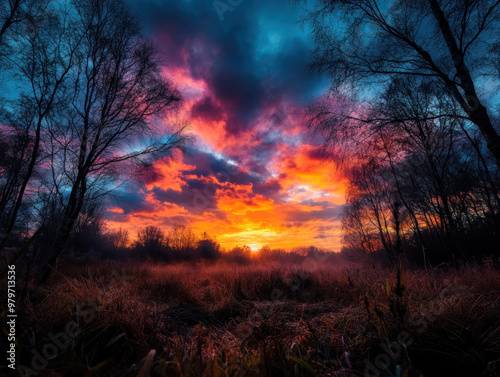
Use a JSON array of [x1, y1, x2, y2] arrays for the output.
[[105, 0, 347, 251]]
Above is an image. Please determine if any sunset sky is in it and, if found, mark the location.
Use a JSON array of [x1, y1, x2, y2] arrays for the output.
[[105, 0, 346, 251]]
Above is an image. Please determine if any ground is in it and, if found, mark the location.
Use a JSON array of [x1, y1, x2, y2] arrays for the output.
[[2, 260, 500, 377]]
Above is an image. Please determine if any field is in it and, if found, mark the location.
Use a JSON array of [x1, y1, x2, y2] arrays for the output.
[[3, 260, 500, 377]]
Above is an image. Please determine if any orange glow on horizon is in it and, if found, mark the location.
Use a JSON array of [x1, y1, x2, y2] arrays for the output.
[[105, 145, 346, 251], [104, 67, 347, 252]]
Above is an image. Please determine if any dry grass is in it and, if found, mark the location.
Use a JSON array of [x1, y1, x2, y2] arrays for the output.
[[4, 261, 500, 377]]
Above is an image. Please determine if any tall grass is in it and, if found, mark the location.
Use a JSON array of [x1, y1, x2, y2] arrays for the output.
[[3, 261, 500, 376]]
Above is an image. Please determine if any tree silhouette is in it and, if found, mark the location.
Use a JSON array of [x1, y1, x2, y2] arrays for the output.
[[0, 1, 81, 250], [0, 0, 189, 283], [299, 0, 500, 167], [37, 0, 188, 283], [136, 226, 165, 253]]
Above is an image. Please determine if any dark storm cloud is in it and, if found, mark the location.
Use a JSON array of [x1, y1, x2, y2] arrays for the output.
[[152, 184, 218, 213], [253, 178, 285, 201], [285, 206, 342, 222], [260, 36, 322, 104], [252, 129, 281, 155], [106, 185, 156, 221], [245, 160, 271, 177], [108, 147, 270, 217], [150, 148, 289, 212], [300, 199, 334, 208], [182, 149, 258, 186], [115, 190, 152, 214], [190, 95, 224, 122], [126, 0, 324, 137], [306, 146, 327, 161]]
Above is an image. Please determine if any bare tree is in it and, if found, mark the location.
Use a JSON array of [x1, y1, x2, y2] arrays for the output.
[[108, 227, 130, 249], [346, 158, 399, 262], [0, 0, 48, 55], [299, 0, 500, 166], [0, 2, 81, 250], [338, 75, 499, 261], [167, 224, 198, 253], [136, 226, 165, 250], [197, 232, 222, 260], [37, 0, 188, 283]]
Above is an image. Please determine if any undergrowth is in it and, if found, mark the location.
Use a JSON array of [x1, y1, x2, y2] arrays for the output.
[[1, 261, 500, 377]]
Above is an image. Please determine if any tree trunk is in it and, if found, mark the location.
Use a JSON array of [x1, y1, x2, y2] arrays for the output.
[[427, 0, 500, 168], [0, 120, 42, 252], [37, 172, 87, 285]]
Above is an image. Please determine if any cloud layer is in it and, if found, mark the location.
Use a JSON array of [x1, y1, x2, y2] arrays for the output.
[[106, 0, 344, 250]]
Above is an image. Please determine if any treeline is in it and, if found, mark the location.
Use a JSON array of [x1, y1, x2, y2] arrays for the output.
[[64, 222, 340, 265], [0, 0, 187, 282], [338, 78, 500, 264], [301, 0, 500, 265], [312, 82, 500, 265]]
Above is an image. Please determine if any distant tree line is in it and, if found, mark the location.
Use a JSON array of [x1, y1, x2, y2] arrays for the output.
[[0, 0, 188, 283], [300, 0, 500, 264], [67, 221, 340, 266], [133, 225, 222, 262]]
